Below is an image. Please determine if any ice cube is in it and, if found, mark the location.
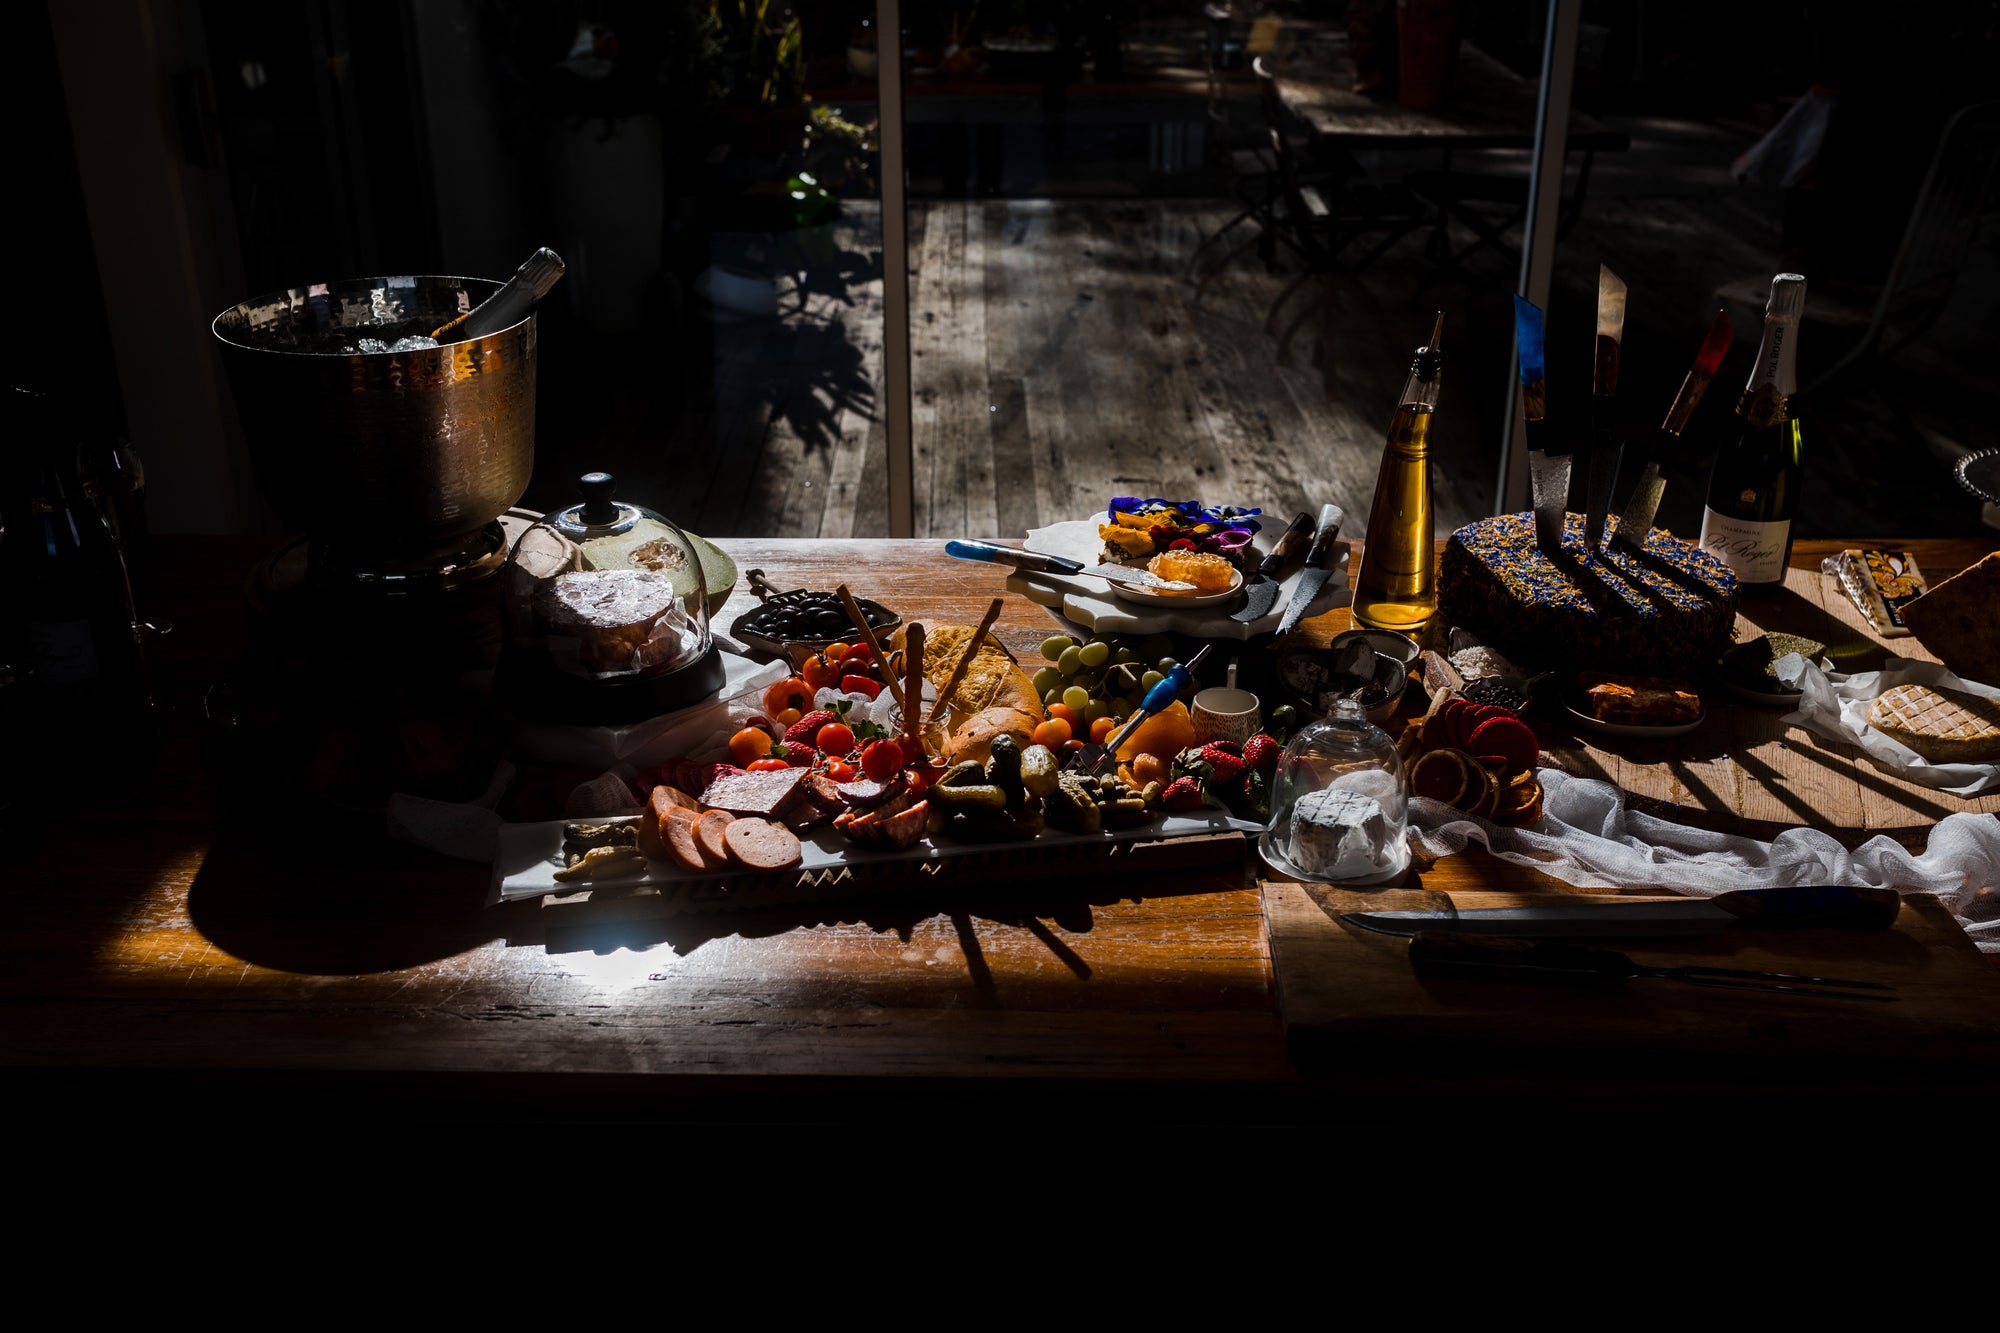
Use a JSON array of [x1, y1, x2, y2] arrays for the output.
[[389, 335, 439, 351]]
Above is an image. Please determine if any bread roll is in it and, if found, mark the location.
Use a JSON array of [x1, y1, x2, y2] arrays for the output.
[[944, 706, 1040, 770]]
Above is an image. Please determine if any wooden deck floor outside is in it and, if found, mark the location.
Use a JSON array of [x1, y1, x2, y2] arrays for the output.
[[662, 196, 1495, 543], [599, 141, 1990, 546]]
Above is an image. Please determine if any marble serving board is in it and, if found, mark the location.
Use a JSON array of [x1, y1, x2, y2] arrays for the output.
[[1014, 520, 1350, 639]]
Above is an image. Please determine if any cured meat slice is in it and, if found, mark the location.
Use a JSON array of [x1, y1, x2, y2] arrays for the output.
[[664, 806, 707, 872], [722, 818, 803, 871], [694, 809, 736, 866], [700, 766, 806, 817]]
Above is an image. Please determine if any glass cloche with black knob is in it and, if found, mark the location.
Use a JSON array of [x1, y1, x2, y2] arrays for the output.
[[1258, 698, 1411, 885], [497, 471, 726, 723]]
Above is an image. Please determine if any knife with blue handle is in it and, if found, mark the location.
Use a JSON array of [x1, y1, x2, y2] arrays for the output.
[[945, 539, 1195, 592], [1338, 885, 1903, 939]]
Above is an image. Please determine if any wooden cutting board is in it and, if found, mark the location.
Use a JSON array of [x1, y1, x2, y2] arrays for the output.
[[1263, 880, 2000, 1092]]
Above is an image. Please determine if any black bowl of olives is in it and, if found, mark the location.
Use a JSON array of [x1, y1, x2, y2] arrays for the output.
[[730, 572, 900, 661]]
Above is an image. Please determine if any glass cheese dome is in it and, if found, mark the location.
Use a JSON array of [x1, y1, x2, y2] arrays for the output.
[[497, 471, 726, 723], [1259, 699, 1411, 885]]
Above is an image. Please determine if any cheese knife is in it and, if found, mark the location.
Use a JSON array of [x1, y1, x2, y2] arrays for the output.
[[1611, 309, 1734, 555], [1273, 504, 1347, 636], [1514, 295, 1569, 556], [1231, 510, 1315, 622], [1582, 264, 1628, 553], [1339, 884, 1902, 939], [943, 539, 1195, 592]]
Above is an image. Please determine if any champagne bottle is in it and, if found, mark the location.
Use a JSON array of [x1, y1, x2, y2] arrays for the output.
[[1699, 274, 1806, 594], [1352, 315, 1445, 633]]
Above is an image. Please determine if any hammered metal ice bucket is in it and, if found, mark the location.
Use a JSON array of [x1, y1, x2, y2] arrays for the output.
[[213, 275, 536, 557]]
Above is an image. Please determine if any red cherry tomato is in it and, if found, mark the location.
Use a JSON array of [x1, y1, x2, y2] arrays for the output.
[[747, 758, 793, 772], [824, 759, 859, 784], [860, 739, 903, 782], [815, 722, 856, 756], [1060, 738, 1087, 757], [841, 674, 883, 699]]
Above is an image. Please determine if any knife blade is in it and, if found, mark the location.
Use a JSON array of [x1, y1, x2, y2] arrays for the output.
[[1611, 309, 1734, 555], [1514, 295, 1567, 555], [1339, 885, 1901, 939], [1582, 264, 1628, 553], [944, 539, 1194, 591], [1273, 503, 1346, 636], [1231, 510, 1315, 622]]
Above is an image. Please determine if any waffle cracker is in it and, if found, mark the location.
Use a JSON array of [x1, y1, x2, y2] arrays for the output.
[[1865, 683, 2000, 763]]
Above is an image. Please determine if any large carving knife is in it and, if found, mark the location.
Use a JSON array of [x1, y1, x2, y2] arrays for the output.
[[1582, 264, 1628, 553], [1612, 309, 1734, 555], [1514, 295, 1567, 555], [1273, 504, 1347, 636], [1231, 510, 1315, 622]]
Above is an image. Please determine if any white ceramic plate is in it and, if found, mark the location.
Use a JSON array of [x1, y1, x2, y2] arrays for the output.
[[1562, 689, 1705, 738], [1109, 566, 1243, 607]]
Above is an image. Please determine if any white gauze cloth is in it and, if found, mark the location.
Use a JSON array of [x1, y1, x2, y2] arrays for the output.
[[1407, 770, 2000, 953]]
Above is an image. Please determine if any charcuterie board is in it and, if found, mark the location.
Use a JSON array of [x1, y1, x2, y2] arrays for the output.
[[501, 810, 1254, 915]]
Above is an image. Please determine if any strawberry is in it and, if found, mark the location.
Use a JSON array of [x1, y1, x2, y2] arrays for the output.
[[784, 709, 838, 745], [777, 741, 817, 768], [1161, 776, 1206, 812], [1243, 734, 1281, 772], [1199, 743, 1247, 786]]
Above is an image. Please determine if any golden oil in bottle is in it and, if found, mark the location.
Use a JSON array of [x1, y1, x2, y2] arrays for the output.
[[1352, 317, 1445, 634]]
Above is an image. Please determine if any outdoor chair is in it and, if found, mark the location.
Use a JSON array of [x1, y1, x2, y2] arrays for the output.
[[1404, 144, 1599, 289], [1187, 57, 1357, 287]]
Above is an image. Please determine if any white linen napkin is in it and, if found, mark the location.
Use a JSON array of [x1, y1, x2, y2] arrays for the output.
[[1407, 769, 2000, 952]]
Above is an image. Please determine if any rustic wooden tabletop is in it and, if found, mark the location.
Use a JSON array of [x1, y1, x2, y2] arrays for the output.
[[3, 534, 1992, 1123]]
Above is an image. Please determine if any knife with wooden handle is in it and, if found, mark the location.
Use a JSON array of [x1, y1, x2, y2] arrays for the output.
[[1231, 511, 1315, 622], [1273, 504, 1347, 636], [1612, 309, 1734, 555]]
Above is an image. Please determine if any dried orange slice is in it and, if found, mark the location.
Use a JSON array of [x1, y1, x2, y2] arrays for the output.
[[1409, 748, 1469, 805], [1452, 755, 1495, 818]]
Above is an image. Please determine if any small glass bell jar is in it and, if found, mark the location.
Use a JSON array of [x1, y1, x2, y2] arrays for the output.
[[497, 472, 726, 723], [1259, 699, 1411, 885]]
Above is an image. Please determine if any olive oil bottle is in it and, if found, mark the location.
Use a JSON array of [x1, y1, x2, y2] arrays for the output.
[[1352, 315, 1445, 633]]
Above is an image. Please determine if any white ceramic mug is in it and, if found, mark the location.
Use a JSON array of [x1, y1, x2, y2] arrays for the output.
[[1191, 686, 1261, 746]]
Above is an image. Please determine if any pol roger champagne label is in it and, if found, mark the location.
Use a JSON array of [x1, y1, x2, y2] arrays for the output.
[[1699, 509, 1790, 583]]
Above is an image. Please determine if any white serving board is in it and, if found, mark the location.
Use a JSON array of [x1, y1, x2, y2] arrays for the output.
[[491, 807, 1258, 905], [1013, 520, 1349, 638]]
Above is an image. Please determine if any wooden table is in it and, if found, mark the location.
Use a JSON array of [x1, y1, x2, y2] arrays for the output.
[[1270, 33, 1629, 152], [4, 535, 1992, 1124]]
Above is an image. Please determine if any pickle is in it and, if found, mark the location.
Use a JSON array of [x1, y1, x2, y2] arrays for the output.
[[1047, 774, 1102, 834], [1103, 797, 1153, 829], [986, 733, 1025, 806], [931, 761, 1008, 811], [1018, 744, 1060, 798]]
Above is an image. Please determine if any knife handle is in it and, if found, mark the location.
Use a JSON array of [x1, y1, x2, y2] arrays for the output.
[[1259, 512, 1316, 578], [1410, 932, 1635, 986], [1711, 886, 1901, 930], [1303, 503, 1346, 569], [945, 539, 1082, 576]]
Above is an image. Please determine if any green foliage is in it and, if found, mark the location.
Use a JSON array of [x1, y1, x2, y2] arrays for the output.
[[709, 0, 805, 106]]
